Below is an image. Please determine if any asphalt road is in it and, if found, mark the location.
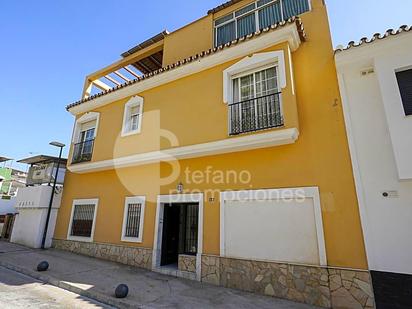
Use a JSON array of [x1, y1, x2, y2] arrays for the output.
[[0, 266, 113, 309]]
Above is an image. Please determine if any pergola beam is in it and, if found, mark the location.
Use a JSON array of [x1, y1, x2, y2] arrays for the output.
[[114, 70, 130, 82], [87, 41, 163, 82], [81, 40, 164, 98], [92, 79, 112, 92], [104, 75, 121, 86], [124, 66, 141, 78]]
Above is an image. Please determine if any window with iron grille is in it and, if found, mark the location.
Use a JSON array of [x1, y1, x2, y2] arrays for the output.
[[121, 196, 145, 242], [229, 66, 283, 135], [69, 202, 97, 239]]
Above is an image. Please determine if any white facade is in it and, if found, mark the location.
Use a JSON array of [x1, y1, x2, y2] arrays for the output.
[[10, 186, 62, 248], [336, 31, 412, 275]]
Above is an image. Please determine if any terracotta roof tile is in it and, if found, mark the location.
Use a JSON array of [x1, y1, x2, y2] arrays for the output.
[[335, 25, 411, 53], [66, 17, 305, 111], [207, 0, 243, 15]]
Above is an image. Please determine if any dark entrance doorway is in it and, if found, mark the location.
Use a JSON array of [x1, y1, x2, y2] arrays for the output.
[[160, 203, 199, 267]]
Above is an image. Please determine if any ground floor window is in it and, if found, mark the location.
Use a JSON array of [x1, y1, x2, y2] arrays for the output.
[[68, 199, 98, 241], [121, 196, 145, 243]]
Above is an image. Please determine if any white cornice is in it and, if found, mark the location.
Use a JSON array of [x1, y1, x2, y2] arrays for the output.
[[69, 24, 302, 116], [335, 32, 412, 68], [68, 128, 299, 174]]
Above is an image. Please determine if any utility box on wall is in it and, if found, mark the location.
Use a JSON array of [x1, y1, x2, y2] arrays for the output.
[[10, 185, 63, 248]]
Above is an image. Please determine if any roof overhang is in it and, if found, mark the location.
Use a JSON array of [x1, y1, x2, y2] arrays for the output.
[[335, 27, 412, 68], [67, 19, 305, 116], [18, 155, 68, 166], [0, 157, 11, 163], [208, 0, 243, 15], [121, 31, 168, 58]]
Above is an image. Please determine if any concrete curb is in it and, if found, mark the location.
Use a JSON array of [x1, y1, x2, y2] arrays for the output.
[[0, 260, 137, 309]]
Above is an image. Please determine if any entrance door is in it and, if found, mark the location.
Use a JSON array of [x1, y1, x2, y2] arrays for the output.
[[160, 203, 199, 267], [161, 204, 181, 266]]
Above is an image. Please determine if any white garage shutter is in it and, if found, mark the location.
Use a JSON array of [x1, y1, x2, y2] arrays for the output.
[[221, 188, 326, 266]]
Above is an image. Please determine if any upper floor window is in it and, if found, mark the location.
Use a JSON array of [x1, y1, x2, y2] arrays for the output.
[[396, 68, 412, 116], [214, 0, 310, 47], [223, 51, 287, 135], [229, 66, 283, 135], [122, 96, 144, 137], [72, 112, 99, 164], [233, 66, 279, 102]]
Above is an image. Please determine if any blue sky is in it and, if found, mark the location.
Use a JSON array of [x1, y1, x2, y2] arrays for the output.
[[0, 0, 411, 170]]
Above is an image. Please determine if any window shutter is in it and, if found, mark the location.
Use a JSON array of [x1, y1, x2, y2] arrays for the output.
[[396, 69, 412, 116], [130, 105, 139, 116], [81, 120, 96, 131]]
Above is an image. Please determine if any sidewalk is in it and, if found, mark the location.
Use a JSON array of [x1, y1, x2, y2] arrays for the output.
[[0, 241, 319, 309]]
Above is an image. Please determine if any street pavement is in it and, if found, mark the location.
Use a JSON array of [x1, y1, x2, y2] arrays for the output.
[[0, 241, 320, 308], [0, 265, 113, 309]]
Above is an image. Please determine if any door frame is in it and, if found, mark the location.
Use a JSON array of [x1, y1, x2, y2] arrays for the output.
[[153, 193, 204, 281]]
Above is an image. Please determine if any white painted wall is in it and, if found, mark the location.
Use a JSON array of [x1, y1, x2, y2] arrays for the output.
[[0, 197, 16, 215], [11, 208, 58, 248], [336, 32, 412, 275], [10, 186, 62, 248]]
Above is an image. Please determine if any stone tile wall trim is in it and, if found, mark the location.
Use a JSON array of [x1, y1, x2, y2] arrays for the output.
[[52, 238, 152, 270], [52, 240, 374, 308], [201, 254, 375, 309], [178, 254, 196, 273], [206, 254, 370, 273]]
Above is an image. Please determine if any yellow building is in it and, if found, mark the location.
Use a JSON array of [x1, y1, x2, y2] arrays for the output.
[[54, 1, 374, 307]]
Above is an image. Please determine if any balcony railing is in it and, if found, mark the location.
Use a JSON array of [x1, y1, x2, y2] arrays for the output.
[[72, 139, 94, 164], [229, 92, 284, 135]]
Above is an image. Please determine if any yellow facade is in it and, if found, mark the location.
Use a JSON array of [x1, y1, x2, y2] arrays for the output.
[[55, 0, 368, 270]]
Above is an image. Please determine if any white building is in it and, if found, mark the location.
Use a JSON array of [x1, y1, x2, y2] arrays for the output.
[[10, 155, 66, 248], [335, 25, 412, 308]]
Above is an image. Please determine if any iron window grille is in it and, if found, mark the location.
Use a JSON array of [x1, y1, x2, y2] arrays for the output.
[[124, 203, 142, 238], [70, 204, 96, 238], [229, 92, 283, 135], [182, 204, 199, 255], [72, 139, 95, 164]]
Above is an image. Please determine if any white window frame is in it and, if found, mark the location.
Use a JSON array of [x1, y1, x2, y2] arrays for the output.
[[67, 198, 99, 243], [232, 64, 280, 100], [223, 51, 287, 104], [121, 96, 144, 137], [72, 112, 99, 144], [121, 196, 146, 243]]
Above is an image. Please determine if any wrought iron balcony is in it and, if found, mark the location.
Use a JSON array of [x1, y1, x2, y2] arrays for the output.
[[72, 139, 94, 164], [229, 92, 284, 135]]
